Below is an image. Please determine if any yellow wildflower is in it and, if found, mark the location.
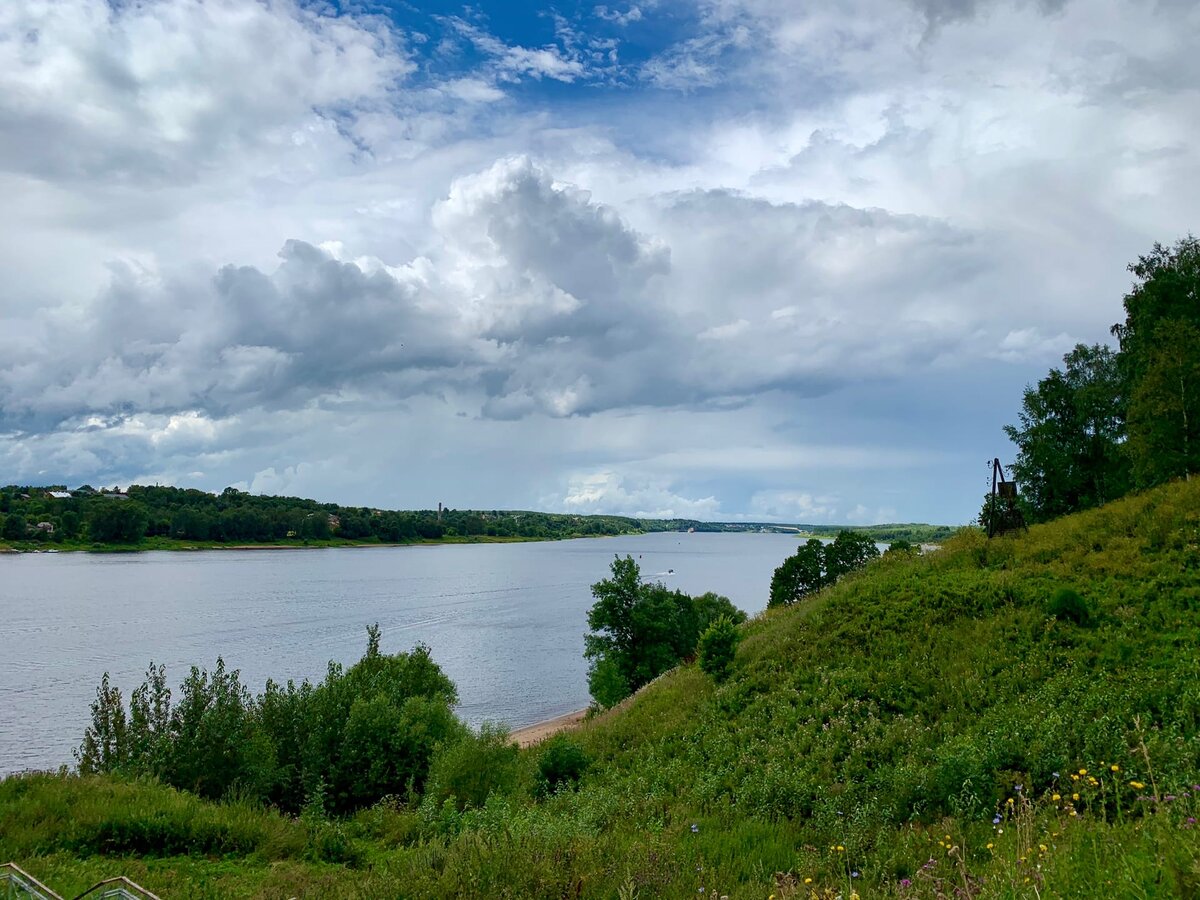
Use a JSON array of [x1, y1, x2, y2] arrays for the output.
[[944, 834, 951, 841], [1006, 797, 1014, 805], [836, 845, 845, 852], [1130, 781, 1146, 790], [1072, 793, 1080, 801], [1071, 774, 1079, 781], [986, 843, 994, 850], [1052, 793, 1061, 801], [1069, 809, 1078, 817], [1079, 769, 1087, 775], [804, 878, 813, 885], [1039, 844, 1048, 852], [1111, 765, 1120, 772]]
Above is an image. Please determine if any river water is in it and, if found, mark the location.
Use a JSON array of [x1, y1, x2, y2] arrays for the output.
[[0, 532, 799, 773]]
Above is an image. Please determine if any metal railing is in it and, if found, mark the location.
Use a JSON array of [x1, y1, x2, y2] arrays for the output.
[[1, 866, 161, 900], [1, 863, 63, 900]]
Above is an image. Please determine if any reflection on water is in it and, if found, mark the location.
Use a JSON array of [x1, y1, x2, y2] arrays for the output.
[[0, 532, 799, 773]]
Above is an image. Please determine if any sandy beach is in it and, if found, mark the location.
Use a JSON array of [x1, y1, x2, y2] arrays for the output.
[[509, 709, 588, 747]]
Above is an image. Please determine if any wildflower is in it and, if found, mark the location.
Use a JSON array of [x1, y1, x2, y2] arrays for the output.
[[1015, 784, 1023, 793], [851, 871, 860, 878], [1052, 772, 1060, 779], [804, 878, 813, 885], [1072, 793, 1080, 801], [837, 845, 845, 852], [1088, 777, 1098, 786], [900, 879, 911, 887], [1039, 844, 1048, 852], [1071, 774, 1080, 781], [1111, 765, 1120, 772], [1192, 785, 1200, 792], [986, 843, 994, 850], [1052, 793, 1061, 802], [691, 824, 700, 833], [944, 834, 951, 841], [1069, 810, 1077, 817], [1130, 781, 1146, 790], [1006, 798, 1014, 806], [993, 815, 1002, 824], [1079, 769, 1087, 775], [1187, 818, 1197, 825], [1165, 794, 1176, 802]]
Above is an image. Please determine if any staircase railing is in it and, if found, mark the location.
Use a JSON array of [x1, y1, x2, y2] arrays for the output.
[[1, 863, 63, 900], [1, 866, 161, 900]]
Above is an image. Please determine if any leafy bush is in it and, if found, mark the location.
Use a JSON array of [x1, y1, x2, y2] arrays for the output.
[[76, 625, 462, 815], [584, 556, 745, 706], [535, 734, 590, 796], [1047, 586, 1091, 625], [697, 615, 739, 683], [424, 724, 521, 812]]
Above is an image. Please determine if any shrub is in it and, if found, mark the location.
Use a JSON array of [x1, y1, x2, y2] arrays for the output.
[[536, 734, 590, 796], [697, 616, 740, 683], [1047, 587, 1091, 625], [423, 724, 521, 812]]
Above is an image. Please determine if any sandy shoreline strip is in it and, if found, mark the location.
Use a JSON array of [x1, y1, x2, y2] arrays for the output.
[[510, 709, 589, 748]]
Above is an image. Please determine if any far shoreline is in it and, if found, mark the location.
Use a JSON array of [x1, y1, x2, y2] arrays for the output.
[[0, 532, 635, 556]]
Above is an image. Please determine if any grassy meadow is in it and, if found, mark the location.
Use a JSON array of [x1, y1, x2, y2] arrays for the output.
[[4, 479, 1200, 898]]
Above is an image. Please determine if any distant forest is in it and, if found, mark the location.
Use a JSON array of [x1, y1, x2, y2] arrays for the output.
[[0, 484, 953, 549]]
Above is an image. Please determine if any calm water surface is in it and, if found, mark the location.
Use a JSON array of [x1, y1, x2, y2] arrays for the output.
[[0, 532, 799, 773]]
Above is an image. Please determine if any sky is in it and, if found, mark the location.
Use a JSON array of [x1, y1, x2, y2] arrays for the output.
[[0, 0, 1197, 525]]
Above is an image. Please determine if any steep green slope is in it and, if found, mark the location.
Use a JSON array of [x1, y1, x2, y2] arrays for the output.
[[3, 480, 1199, 897]]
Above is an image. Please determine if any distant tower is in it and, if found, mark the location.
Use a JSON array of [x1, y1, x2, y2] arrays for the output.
[[437, 502, 443, 522]]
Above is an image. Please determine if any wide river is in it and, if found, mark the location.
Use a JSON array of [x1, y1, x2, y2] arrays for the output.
[[0, 532, 800, 774]]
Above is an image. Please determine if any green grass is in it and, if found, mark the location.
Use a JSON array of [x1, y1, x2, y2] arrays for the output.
[[5, 480, 1200, 897]]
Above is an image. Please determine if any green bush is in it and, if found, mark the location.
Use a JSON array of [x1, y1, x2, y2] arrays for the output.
[[697, 615, 739, 683], [423, 724, 521, 812], [1047, 586, 1091, 625], [536, 734, 590, 796]]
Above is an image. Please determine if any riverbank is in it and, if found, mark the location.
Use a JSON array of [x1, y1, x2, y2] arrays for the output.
[[509, 709, 589, 747]]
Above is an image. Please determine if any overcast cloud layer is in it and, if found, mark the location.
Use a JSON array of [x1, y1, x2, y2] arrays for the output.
[[1, 0, 1197, 523]]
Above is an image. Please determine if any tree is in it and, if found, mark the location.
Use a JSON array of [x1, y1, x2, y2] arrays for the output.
[[769, 538, 827, 607], [584, 556, 744, 707], [1113, 236, 1200, 487], [769, 531, 881, 608], [1126, 319, 1200, 484], [825, 530, 881, 578], [1002, 344, 1129, 521], [1, 513, 26, 541], [698, 616, 740, 683], [87, 501, 150, 543]]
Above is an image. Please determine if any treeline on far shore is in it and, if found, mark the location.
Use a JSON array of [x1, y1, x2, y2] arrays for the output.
[[0, 484, 648, 548], [0, 483, 955, 550]]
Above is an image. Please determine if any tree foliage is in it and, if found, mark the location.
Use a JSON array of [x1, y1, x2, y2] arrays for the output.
[[768, 531, 880, 607], [77, 626, 463, 815], [697, 615, 740, 683], [584, 556, 745, 707], [1003, 344, 1129, 522], [998, 235, 1200, 523]]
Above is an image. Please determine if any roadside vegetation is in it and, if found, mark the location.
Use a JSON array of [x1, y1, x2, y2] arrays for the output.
[[3, 477, 1199, 897]]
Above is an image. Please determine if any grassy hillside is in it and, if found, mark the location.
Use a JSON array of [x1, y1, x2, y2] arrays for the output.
[[4, 480, 1200, 898]]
